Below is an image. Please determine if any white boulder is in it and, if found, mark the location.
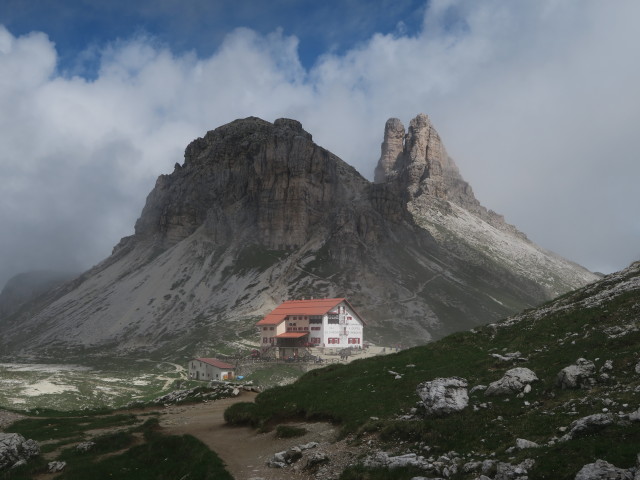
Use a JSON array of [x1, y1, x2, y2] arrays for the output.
[[485, 368, 538, 396], [0, 433, 40, 471], [416, 377, 468, 416], [556, 358, 596, 389], [574, 459, 633, 480], [515, 438, 539, 449]]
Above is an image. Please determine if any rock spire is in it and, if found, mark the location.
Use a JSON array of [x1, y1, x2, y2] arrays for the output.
[[374, 118, 405, 184], [375, 113, 464, 201], [374, 113, 520, 233]]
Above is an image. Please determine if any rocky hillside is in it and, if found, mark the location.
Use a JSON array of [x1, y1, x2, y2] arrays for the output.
[[0, 116, 597, 360], [226, 260, 640, 479], [0, 270, 76, 319]]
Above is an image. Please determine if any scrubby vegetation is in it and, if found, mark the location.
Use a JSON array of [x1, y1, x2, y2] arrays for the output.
[[275, 424, 309, 439], [9, 413, 138, 441], [2, 411, 233, 480]]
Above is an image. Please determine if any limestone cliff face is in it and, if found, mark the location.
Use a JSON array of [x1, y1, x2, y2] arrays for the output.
[[374, 114, 598, 297], [133, 117, 361, 249], [374, 118, 405, 184], [376, 113, 502, 228], [0, 116, 599, 361], [122, 116, 411, 267]]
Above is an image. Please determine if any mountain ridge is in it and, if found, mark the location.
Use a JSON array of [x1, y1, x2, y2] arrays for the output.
[[0, 115, 598, 360]]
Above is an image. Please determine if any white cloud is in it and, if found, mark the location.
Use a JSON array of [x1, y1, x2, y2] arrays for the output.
[[1, 1, 639, 287]]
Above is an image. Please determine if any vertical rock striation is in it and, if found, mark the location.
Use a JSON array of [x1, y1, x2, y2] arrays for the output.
[[374, 114, 598, 298], [375, 113, 500, 227], [374, 118, 405, 184]]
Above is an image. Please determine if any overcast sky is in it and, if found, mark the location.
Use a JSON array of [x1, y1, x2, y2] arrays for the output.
[[1, 0, 638, 288]]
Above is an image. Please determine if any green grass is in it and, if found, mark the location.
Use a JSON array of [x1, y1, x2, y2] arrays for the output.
[[58, 431, 137, 460], [0, 360, 187, 412], [2, 409, 232, 480], [242, 364, 306, 387], [9, 413, 138, 441], [55, 434, 232, 480], [275, 424, 308, 438], [223, 272, 640, 478]]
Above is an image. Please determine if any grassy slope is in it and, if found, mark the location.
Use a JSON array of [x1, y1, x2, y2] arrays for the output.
[[225, 262, 640, 479]]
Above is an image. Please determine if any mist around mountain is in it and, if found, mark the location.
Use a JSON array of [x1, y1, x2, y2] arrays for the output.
[[225, 260, 640, 479], [0, 270, 77, 320], [0, 116, 598, 361]]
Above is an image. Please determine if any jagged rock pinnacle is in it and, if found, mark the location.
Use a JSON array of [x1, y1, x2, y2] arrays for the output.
[[373, 113, 527, 237], [374, 117, 405, 184], [374, 113, 460, 199]]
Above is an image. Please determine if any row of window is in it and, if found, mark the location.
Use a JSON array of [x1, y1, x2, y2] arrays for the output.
[[324, 337, 360, 345], [264, 336, 361, 345]]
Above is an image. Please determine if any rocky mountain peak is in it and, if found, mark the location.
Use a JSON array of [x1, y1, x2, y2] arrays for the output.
[[131, 116, 368, 252], [374, 117, 405, 183], [375, 113, 471, 204], [375, 113, 525, 235], [0, 115, 599, 360]]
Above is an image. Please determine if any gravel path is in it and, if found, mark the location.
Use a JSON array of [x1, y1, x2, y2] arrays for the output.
[[157, 391, 367, 480], [2, 391, 371, 479]]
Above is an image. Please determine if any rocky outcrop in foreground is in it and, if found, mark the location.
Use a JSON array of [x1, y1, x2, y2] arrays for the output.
[[416, 377, 469, 415], [0, 433, 39, 471], [574, 457, 639, 480]]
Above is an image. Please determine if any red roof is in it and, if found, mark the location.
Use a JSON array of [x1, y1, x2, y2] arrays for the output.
[[256, 298, 346, 326], [195, 358, 235, 369], [275, 332, 309, 339]]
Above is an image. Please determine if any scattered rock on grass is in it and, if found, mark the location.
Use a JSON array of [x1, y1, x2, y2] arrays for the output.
[[0, 433, 40, 471], [305, 451, 330, 470], [267, 441, 319, 468], [574, 459, 634, 480], [490, 352, 528, 362], [494, 458, 535, 480], [515, 438, 539, 449], [485, 368, 538, 396], [76, 441, 95, 453], [560, 413, 614, 442], [416, 377, 469, 416], [47, 461, 67, 473], [556, 358, 596, 389]]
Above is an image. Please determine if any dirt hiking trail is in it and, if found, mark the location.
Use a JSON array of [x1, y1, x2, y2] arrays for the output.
[[158, 391, 362, 479]]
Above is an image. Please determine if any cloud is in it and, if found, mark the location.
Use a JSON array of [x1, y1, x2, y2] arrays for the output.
[[1, 0, 639, 288]]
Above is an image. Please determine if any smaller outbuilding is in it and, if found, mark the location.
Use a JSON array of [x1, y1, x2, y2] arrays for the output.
[[188, 358, 235, 381]]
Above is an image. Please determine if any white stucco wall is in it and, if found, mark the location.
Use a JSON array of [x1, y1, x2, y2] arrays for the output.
[[320, 301, 363, 347], [188, 360, 234, 381]]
